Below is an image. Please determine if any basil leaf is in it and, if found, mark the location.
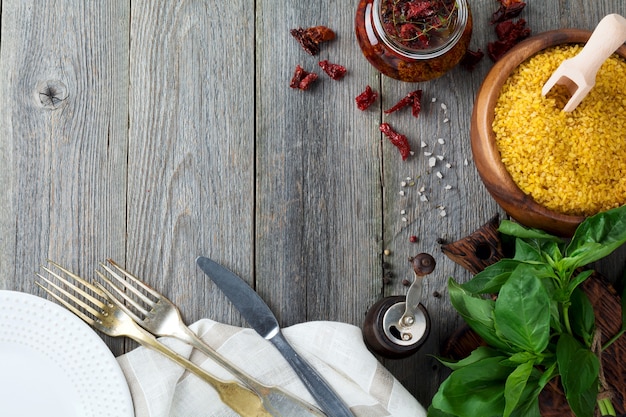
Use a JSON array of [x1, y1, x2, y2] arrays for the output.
[[499, 220, 563, 242], [556, 333, 599, 395], [566, 269, 594, 295], [436, 346, 502, 371], [426, 404, 455, 417], [494, 266, 551, 353], [430, 356, 511, 417], [503, 360, 535, 417], [461, 259, 521, 294], [463, 261, 552, 295], [569, 288, 596, 347], [557, 333, 599, 417], [564, 205, 626, 270], [448, 278, 514, 352], [513, 239, 544, 263]]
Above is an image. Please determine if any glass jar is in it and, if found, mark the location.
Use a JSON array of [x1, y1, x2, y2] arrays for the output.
[[355, 0, 472, 82]]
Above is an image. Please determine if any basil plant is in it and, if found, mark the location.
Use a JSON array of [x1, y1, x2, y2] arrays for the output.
[[429, 205, 626, 417]]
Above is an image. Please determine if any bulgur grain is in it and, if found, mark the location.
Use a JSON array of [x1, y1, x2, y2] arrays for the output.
[[493, 44, 626, 216]]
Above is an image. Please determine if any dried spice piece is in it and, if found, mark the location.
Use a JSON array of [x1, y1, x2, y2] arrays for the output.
[[290, 26, 336, 55], [318, 60, 347, 80], [355, 85, 378, 111], [384, 90, 423, 118], [460, 48, 484, 71], [379, 123, 412, 160], [380, 0, 459, 51], [487, 19, 530, 61], [289, 65, 318, 90], [490, 1, 526, 24]]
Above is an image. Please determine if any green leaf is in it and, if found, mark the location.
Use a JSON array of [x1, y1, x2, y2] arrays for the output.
[[498, 220, 563, 242], [448, 278, 513, 352], [436, 346, 502, 371], [503, 360, 535, 417], [566, 269, 594, 295], [461, 259, 521, 294], [494, 266, 551, 353], [427, 404, 455, 417], [569, 288, 596, 347], [462, 261, 552, 295], [556, 334, 599, 395], [513, 239, 544, 263], [564, 205, 626, 270], [431, 356, 511, 417]]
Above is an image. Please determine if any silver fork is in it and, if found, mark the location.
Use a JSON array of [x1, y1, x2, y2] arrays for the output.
[[36, 260, 273, 417], [95, 259, 325, 417]]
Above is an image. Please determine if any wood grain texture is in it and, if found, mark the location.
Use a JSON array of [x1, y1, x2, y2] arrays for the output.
[[0, 0, 129, 355], [0, 0, 625, 409]]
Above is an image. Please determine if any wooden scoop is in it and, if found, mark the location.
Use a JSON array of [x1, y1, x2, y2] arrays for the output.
[[542, 13, 626, 112]]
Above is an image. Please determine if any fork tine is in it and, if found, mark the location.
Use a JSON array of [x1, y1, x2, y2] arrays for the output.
[[35, 281, 97, 326], [107, 259, 162, 299], [98, 262, 154, 310], [36, 272, 104, 319], [94, 269, 147, 321], [39, 265, 106, 309]]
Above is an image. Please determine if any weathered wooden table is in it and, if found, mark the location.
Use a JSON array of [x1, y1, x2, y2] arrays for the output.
[[1, 0, 625, 410]]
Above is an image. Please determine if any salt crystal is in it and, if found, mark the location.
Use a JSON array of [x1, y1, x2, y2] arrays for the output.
[[444, 185, 452, 190], [431, 97, 437, 102], [446, 163, 452, 168], [428, 157, 437, 167], [420, 195, 428, 202], [436, 171, 443, 179], [402, 217, 408, 222], [464, 159, 469, 166], [438, 138, 445, 144], [421, 141, 428, 148], [439, 210, 447, 217], [443, 118, 449, 123], [424, 151, 433, 156], [401, 209, 406, 215], [399, 190, 405, 196], [437, 155, 444, 160], [401, 181, 407, 187], [441, 103, 447, 111]]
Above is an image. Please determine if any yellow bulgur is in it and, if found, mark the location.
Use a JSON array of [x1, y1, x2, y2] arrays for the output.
[[492, 45, 626, 217]]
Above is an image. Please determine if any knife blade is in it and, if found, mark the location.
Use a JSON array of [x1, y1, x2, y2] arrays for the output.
[[196, 256, 355, 417]]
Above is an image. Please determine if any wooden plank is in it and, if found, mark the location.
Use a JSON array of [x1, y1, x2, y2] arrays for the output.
[[0, 0, 129, 356], [255, 2, 383, 327], [126, 0, 256, 326]]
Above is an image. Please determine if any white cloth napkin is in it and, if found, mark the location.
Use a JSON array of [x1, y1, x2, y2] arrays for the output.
[[117, 319, 426, 417]]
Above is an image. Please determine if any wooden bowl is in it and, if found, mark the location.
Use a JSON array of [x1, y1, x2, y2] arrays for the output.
[[470, 29, 626, 237]]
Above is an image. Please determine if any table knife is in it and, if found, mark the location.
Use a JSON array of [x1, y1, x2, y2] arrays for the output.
[[196, 256, 355, 417]]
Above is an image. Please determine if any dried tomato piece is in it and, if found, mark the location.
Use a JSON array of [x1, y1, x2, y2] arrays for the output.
[[496, 18, 531, 41], [460, 48, 484, 71], [379, 123, 412, 160], [384, 90, 423, 118], [488, 19, 530, 61], [490, 2, 526, 24], [406, 1, 437, 19], [289, 65, 318, 90], [290, 26, 336, 55], [306, 26, 336, 43], [498, 0, 525, 7], [318, 60, 347, 80], [355, 85, 378, 111]]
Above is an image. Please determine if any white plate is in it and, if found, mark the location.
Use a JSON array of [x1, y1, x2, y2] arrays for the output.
[[0, 290, 134, 417]]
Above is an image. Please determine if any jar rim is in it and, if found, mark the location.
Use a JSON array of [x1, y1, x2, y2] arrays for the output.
[[372, 0, 468, 59]]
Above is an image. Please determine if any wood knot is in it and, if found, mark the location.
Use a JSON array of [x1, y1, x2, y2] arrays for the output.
[[35, 80, 68, 109]]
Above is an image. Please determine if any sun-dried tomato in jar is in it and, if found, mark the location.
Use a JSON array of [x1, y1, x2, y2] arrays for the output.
[[355, 0, 473, 82]]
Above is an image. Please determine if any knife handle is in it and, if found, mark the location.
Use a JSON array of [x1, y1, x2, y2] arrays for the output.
[[270, 330, 355, 417]]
